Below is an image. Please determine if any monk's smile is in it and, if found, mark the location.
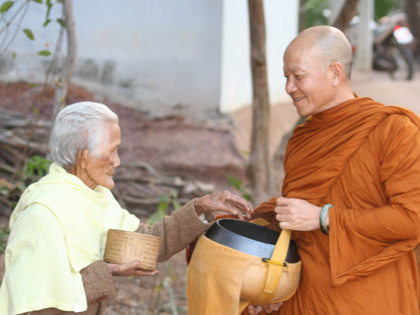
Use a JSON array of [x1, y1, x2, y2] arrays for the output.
[[293, 96, 306, 104]]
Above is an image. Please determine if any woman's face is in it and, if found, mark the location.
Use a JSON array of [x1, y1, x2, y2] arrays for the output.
[[77, 122, 121, 190]]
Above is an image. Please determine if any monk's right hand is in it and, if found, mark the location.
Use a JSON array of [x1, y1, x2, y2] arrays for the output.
[[107, 260, 159, 277], [247, 302, 283, 314]]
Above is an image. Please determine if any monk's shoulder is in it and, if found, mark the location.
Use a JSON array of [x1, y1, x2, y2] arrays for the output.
[[376, 112, 420, 136], [372, 113, 420, 161]]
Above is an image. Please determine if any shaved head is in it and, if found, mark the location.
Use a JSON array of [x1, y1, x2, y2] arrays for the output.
[[283, 25, 355, 116], [286, 26, 353, 79]]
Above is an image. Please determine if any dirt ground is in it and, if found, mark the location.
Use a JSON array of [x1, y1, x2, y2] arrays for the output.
[[1, 68, 420, 314]]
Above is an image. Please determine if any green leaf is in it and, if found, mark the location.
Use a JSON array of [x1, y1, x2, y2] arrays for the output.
[[37, 50, 51, 56], [23, 28, 35, 40], [243, 193, 252, 202], [31, 0, 42, 3], [32, 106, 39, 116], [154, 284, 162, 293], [157, 200, 168, 212], [12, 52, 16, 59], [56, 18, 65, 28], [25, 155, 51, 177], [147, 210, 165, 226], [227, 175, 242, 191], [0, 1, 14, 13], [172, 200, 181, 210], [16, 181, 26, 192], [0, 227, 10, 254], [43, 18, 51, 27], [157, 194, 169, 211], [45, 0, 52, 20], [28, 83, 37, 87]]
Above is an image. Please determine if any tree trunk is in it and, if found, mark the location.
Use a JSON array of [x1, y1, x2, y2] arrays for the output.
[[298, 0, 306, 32], [332, 0, 360, 31], [51, 0, 77, 124], [247, 0, 271, 207]]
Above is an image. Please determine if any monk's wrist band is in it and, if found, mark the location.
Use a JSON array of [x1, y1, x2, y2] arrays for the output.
[[320, 204, 333, 235]]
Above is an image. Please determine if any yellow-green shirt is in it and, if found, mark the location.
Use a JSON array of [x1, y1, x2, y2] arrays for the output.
[[0, 163, 139, 314]]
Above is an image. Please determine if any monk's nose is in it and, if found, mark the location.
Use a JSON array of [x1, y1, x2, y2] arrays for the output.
[[285, 78, 297, 95]]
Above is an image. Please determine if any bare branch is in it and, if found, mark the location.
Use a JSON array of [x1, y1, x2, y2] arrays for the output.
[[51, 0, 78, 123]]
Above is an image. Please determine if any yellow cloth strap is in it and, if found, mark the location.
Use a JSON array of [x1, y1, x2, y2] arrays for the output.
[[249, 217, 271, 226], [249, 229, 292, 305]]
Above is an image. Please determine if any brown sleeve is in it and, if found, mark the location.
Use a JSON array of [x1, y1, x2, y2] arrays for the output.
[[137, 199, 215, 261], [20, 261, 116, 315], [81, 260, 118, 304]]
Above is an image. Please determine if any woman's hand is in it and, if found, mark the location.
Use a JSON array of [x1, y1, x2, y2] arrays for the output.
[[107, 260, 159, 277], [247, 302, 283, 314], [194, 190, 253, 221]]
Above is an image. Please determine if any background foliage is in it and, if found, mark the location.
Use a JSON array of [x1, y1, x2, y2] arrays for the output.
[[300, 0, 402, 32]]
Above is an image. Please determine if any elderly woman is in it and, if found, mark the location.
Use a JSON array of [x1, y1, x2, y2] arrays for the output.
[[0, 101, 253, 315]]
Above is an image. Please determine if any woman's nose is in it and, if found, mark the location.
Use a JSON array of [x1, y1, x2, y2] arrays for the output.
[[111, 152, 121, 168]]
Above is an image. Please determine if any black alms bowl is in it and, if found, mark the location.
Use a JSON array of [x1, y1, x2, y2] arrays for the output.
[[205, 218, 299, 263]]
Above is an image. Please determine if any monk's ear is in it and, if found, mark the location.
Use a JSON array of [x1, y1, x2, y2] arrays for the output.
[[328, 61, 345, 86]]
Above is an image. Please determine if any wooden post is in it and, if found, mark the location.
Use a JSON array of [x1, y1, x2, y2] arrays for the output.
[[247, 0, 271, 206]]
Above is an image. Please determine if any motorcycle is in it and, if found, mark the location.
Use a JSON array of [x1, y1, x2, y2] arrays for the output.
[[346, 10, 415, 80]]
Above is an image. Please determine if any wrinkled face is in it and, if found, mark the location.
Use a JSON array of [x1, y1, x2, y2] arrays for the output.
[[283, 45, 335, 117], [81, 122, 121, 190]]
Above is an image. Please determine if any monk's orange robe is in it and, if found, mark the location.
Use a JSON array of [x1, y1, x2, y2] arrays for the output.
[[250, 97, 420, 315]]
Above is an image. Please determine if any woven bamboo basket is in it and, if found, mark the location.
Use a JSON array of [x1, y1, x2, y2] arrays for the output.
[[104, 229, 162, 271]]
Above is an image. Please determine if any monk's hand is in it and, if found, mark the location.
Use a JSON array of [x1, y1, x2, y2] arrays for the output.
[[194, 190, 253, 221], [247, 302, 283, 314], [275, 197, 321, 231], [107, 260, 159, 277]]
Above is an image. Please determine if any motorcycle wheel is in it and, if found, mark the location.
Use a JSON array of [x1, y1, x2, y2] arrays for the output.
[[386, 40, 415, 81]]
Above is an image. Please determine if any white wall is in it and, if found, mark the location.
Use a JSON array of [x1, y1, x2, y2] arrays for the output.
[[72, 0, 224, 112], [0, 0, 298, 115], [220, 0, 299, 112], [0, 0, 224, 112]]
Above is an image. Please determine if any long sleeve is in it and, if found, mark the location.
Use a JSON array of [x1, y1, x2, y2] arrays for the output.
[[332, 114, 420, 240], [329, 114, 420, 285], [137, 199, 215, 261], [21, 261, 116, 315]]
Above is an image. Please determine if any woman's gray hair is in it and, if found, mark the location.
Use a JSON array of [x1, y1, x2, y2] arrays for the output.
[[48, 101, 119, 170]]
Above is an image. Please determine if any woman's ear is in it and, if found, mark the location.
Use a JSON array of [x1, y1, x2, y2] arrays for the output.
[[77, 149, 89, 169]]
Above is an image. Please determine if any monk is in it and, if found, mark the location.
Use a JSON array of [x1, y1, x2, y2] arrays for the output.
[[246, 25, 420, 315]]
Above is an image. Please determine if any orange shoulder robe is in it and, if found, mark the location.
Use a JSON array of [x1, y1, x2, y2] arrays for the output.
[[251, 97, 420, 315]]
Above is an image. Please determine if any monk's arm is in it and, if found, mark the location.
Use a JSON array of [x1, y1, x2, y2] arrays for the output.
[[331, 115, 420, 241], [136, 199, 215, 261]]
